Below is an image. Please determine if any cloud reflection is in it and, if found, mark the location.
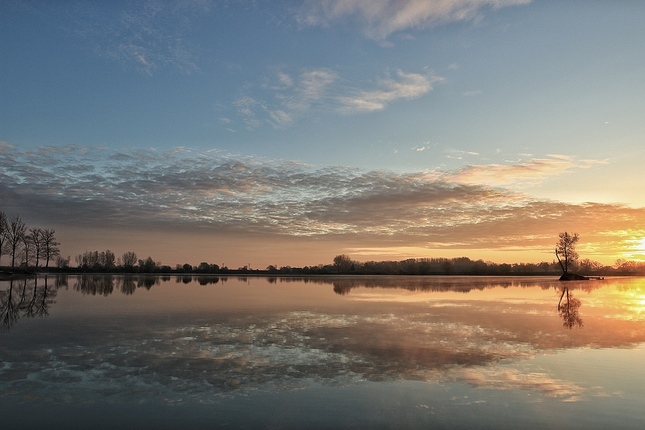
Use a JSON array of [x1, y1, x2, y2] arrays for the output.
[[3, 276, 645, 405], [453, 367, 585, 399]]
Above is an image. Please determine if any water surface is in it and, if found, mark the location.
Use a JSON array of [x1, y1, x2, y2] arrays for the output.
[[2, 275, 645, 429]]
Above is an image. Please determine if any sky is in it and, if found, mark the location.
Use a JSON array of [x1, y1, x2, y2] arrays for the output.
[[1, 0, 645, 268]]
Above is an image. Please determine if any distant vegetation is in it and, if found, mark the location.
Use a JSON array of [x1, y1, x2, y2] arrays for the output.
[[3, 209, 645, 276], [319, 253, 645, 277], [50, 251, 645, 277]]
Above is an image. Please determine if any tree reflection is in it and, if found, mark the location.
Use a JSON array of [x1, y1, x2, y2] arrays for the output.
[[23, 277, 40, 317], [137, 276, 158, 290], [34, 276, 56, 317], [0, 280, 21, 330], [0, 276, 58, 330], [73, 274, 160, 294], [557, 287, 583, 329], [327, 276, 545, 295], [197, 276, 220, 285], [74, 274, 115, 296], [119, 276, 137, 295]]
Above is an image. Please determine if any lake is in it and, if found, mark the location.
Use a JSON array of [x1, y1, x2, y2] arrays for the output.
[[2, 275, 645, 429]]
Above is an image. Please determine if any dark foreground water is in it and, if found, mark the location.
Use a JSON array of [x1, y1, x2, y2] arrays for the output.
[[2, 275, 645, 429]]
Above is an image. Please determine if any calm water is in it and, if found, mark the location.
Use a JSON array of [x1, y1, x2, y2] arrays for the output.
[[2, 275, 645, 429]]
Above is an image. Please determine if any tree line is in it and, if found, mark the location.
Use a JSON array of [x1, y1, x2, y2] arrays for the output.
[[72, 249, 225, 274], [0, 211, 61, 270], [4, 215, 645, 277], [324, 255, 642, 276]]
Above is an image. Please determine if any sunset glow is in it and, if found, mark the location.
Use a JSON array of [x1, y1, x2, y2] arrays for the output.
[[1, 2, 644, 268], [636, 238, 645, 252]]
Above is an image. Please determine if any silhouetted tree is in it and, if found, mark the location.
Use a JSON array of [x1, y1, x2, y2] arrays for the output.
[[0, 211, 7, 265], [21, 232, 33, 267], [99, 250, 116, 271], [29, 228, 44, 268], [41, 228, 60, 268], [333, 254, 354, 273], [196, 262, 211, 273], [121, 251, 138, 271], [555, 232, 579, 275], [5, 215, 27, 268], [138, 256, 159, 273]]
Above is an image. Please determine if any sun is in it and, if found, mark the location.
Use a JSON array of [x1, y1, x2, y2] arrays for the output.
[[622, 237, 645, 262], [636, 238, 645, 252]]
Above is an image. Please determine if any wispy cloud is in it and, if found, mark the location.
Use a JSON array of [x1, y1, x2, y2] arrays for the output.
[[281, 68, 338, 114], [298, 0, 531, 40], [1, 145, 643, 260], [233, 68, 338, 129], [234, 96, 265, 129], [235, 68, 441, 128], [338, 70, 442, 113], [444, 148, 480, 160], [451, 154, 608, 186]]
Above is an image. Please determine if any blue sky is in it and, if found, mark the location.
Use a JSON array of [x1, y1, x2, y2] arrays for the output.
[[2, 0, 645, 267]]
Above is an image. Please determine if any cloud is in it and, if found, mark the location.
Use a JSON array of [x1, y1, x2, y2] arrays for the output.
[[338, 70, 442, 113], [236, 68, 441, 127], [298, 0, 532, 39], [234, 96, 265, 129], [1, 145, 644, 260], [444, 148, 480, 160], [451, 154, 608, 187], [233, 68, 338, 128], [282, 68, 338, 113]]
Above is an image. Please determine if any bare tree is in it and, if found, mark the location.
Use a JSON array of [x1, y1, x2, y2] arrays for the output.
[[5, 215, 27, 268], [0, 211, 7, 265], [21, 232, 33, 268], [555, 232, 579, 275], [29, 228, 44, 269], [100, 250, 116, 271], [121, 251, 138, 271], [41, 228, 60, 268]]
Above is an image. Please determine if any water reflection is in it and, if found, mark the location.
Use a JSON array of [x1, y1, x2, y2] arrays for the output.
[[73, 274, 161, 296], [0, 274, 606, 332], [558, 286, 583, 328], [2, 275, 645, 415], [318, 276, 556, 294], [0, 276, 59, 331]]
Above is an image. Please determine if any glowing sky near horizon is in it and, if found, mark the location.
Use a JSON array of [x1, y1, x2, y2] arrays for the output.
[[1, 1, 645, 268]]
